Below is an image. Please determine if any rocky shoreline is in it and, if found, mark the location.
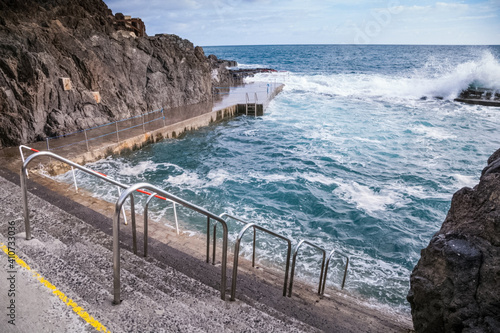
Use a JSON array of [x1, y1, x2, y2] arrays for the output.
[[0, 0, 235, 148], [408, 148, 500, 332]]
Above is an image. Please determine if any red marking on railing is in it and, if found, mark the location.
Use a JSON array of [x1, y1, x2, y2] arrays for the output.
[[136, 189, 168, 201], [22, 145, 169, 203]]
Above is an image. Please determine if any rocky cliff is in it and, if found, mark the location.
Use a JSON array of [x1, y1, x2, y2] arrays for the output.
[[407, 148, 500, 332], [0, 0, 233, 148]]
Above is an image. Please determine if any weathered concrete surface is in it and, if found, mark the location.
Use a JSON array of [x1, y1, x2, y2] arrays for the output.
[[0, 165, 413, 332], [407, 148, 500, 332]]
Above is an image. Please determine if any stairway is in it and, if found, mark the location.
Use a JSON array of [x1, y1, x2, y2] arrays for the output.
[[0, 165, 412, 332], [0, 173, 317, 332]]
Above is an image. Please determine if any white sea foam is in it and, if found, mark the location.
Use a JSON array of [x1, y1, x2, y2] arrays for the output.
[[452, 173, 478, 189], [163, 171, 205, 188], [206, 169, 232, 187], [248, 171, 296, 183], [300, 172, 337, 186], [118, 160, 157, 176], [332, 179, 405, 214], [412, 125, 456, 140], [250, 50, 500, 103]]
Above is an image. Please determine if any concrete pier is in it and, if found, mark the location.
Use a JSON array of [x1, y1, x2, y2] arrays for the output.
[[7, 83, 284, 175]]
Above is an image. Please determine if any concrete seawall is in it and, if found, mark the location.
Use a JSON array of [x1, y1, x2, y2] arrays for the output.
[[34, 83, 284, 175]]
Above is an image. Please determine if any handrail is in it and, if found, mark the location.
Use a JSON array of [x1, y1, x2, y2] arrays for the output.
[[20, 150, 349, 303], [20, 144, 179, 227], [212, 213, 253, 265], [19, 145, 79, 192], [113, 182, 229, 303], [143, 191, 179, 257], [288, 240, 326, 298], [21, 151, 137, 249], [20, 146, 131, 224], [230, 222, 292, 301], [321, 249, 349, 295]]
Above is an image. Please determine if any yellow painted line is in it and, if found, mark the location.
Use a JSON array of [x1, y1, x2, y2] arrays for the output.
[[0, 243, 111, 332]]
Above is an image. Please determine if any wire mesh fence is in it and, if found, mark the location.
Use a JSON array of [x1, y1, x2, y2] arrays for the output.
[[46, 108, 165, 153]]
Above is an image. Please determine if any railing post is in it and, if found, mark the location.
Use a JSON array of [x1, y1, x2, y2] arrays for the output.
[[112, 195, 122, 305], [161, 108, 166, 127], [115, 122, 120, 142], [142, 113, 145, 133], [252, 226, 256, 267], [130, 193, 137, 255], [117, 187, 128, 225], [84, 129, 90, 151], [173, 202, 179, 235], [144, 193, 157, 258], [20, 165, 32, 240], [206, 216, 210, 263], [71, 167, 78, 192], [212, 222, 217, 265], [46, 138, 50, 151]]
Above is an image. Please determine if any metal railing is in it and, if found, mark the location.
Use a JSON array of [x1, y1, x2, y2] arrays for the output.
[[288, 240, 326, 298], [21, 151, 133, 241], [244, 92, 258, 116], [216, 213, 292, 300], [20, 149, 350, 304], [142, 190, 179, 257], [20, 146, 132, 225], [113, 182, 229, 303], [230, 221, 292, 301], [321, 249, 349, 294], [44, 108, 165, 152], [20, 149, 228, 301]]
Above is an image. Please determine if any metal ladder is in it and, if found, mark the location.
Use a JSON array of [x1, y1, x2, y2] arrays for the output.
[[245, 92, 258, 116]]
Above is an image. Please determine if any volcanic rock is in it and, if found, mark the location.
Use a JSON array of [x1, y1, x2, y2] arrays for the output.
[[407, 148, 500, 332], [0, 0, 234, 147]]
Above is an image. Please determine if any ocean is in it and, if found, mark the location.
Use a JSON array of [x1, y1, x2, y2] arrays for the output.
[[57, 45, 500, 314]]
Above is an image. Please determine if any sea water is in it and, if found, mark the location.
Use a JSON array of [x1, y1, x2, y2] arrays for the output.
[[58, 45, 500, 313]]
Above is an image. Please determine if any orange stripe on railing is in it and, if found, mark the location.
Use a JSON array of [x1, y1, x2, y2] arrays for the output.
[[22, 145, 169, 203], [136, 189, 168, 201]]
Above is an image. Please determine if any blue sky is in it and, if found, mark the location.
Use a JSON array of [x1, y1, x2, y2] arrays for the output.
[[103, 0, 500, 46]]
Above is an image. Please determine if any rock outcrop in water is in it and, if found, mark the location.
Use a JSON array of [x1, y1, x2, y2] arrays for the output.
[[0, 0, 234, 148], [454, 88, 500, 107], [407, 148, 500, 332]]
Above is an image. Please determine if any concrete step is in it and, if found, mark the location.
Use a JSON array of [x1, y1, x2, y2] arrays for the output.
[[0, 166, 413, 332], [0, 173, 318, 332]]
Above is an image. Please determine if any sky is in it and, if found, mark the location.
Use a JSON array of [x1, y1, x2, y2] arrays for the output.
[[103, 0, 500, 46]]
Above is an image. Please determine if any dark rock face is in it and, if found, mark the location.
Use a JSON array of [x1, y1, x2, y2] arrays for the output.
[[0, 0, 233, 147], [408, 148, 500, 332]]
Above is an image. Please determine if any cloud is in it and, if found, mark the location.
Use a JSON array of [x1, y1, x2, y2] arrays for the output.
[[103, 0, 500, 45]]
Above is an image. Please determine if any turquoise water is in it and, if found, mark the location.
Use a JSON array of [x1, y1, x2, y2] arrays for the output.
[[59, 45, 500, 313]]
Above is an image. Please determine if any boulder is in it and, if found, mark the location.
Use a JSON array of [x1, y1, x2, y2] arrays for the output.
[[407, 148, 500, 332]]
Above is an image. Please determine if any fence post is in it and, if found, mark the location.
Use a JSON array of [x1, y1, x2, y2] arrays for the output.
[[115, 122, 120, 142], [142, 113, 145, 133], [162, 108, 166, 127], [84, 129, 90, 151], [46, 138, 50, 151]]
